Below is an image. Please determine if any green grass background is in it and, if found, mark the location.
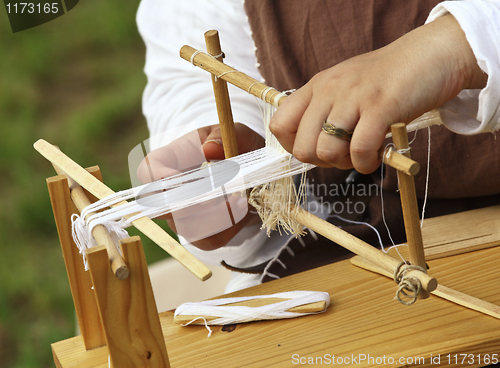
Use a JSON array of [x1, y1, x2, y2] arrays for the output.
[[0, 2, 173, 366]]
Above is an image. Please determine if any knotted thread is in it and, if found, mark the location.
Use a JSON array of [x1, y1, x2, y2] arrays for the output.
[[394, 262, 426, 305]]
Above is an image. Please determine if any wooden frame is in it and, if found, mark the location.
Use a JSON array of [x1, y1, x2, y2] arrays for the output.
[[47, 168, 170, 368]]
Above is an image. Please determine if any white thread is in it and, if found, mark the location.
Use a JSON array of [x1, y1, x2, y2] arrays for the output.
[[380, 144, 397, 249], [379, 122, 433, 265], [71, 146, 315, 265], [247, 82, 260, 94], [420, 126, 431, 228], [309, 229, 318, 240], [380, 144, 408, 262], [190, 50, 202, 65], [191, 49, 223, 66], [247, 101, 309, 236], [272, 92, 288, 107], [328, 214, 384, 250], [181, 317, 212, 338], [396, 147, 411, 155], [216, 70, 237, 80], [385, 110, 442, 139], [175, 291, 330, 328], [212, 51, 224, 59], [276, 258, 287, 269], [260, 87, 274, 102]]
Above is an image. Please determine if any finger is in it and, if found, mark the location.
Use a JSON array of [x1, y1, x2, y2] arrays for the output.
[[269, 84, 313, 153], [316, 130, 352, 169], [202, 123, 265, 160], [291, 91, 334, 166], [350, 114, 388, 174], [316, 105, 358, 169]]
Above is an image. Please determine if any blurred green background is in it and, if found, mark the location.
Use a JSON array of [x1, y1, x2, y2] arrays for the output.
[[0, 2, 172, 367]]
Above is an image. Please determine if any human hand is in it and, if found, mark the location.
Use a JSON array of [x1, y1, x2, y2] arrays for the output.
[[270, 15, 487, 174], [137, 123, 265, 250]]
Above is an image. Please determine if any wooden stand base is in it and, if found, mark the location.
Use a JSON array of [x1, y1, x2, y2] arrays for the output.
[[47, 168, 169, 368]]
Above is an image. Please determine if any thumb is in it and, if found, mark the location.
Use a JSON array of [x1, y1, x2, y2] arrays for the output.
[[201, 127, 225, 160], [202, 123, 265, 160]]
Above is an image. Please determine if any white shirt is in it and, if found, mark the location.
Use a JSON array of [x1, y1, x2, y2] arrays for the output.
[[427, 1, 500, 134], [137, 0, 500, 291]]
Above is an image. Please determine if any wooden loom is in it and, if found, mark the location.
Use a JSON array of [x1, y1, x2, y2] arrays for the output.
[[42, 31, 500, 367]]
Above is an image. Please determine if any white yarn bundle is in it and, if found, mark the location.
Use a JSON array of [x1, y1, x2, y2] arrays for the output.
[[175, 290, 330, 337]]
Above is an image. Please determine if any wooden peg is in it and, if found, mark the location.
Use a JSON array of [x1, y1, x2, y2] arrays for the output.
[[205, 30, 239, 158], [381, 148, 420, 176], [391, 123, 429, 299], [52, 162, 129, 280]]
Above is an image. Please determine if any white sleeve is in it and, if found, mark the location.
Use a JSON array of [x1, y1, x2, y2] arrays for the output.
[[426, 0, 500, 134], [136, 0, 265, 151]]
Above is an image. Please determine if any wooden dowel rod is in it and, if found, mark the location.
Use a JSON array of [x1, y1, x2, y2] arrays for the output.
[[181, 45, 419, 176], [180, 45, 286, 107], [391, 123, 429, 299], [52, 162, 129, 279], [381, 148, 420, 176], [204, 30, 239, 158], [34, 139, 212, 281], [351, 255, 500, 320], [289, 203, 437, 293]]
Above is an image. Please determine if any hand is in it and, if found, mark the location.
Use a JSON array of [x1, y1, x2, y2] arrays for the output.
[[137, 123, 265, 250], [270, 15, 487, 174]]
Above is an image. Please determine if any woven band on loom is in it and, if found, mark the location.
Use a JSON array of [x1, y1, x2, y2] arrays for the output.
[[71, 146, 314, 268]]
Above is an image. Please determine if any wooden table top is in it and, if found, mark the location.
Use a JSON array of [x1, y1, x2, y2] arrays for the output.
[[52, 206, 500, 367], [160, 246, 500, 367]]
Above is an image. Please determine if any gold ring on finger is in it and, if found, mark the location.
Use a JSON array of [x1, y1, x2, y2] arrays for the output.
[[322, 122, 353, 142]]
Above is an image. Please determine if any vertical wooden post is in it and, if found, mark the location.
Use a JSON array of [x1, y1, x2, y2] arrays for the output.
[[205, 30, 239, 158], [47, 168, 106, 350], [391, 123, 429, 299], [87, 236, 170, 368]]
